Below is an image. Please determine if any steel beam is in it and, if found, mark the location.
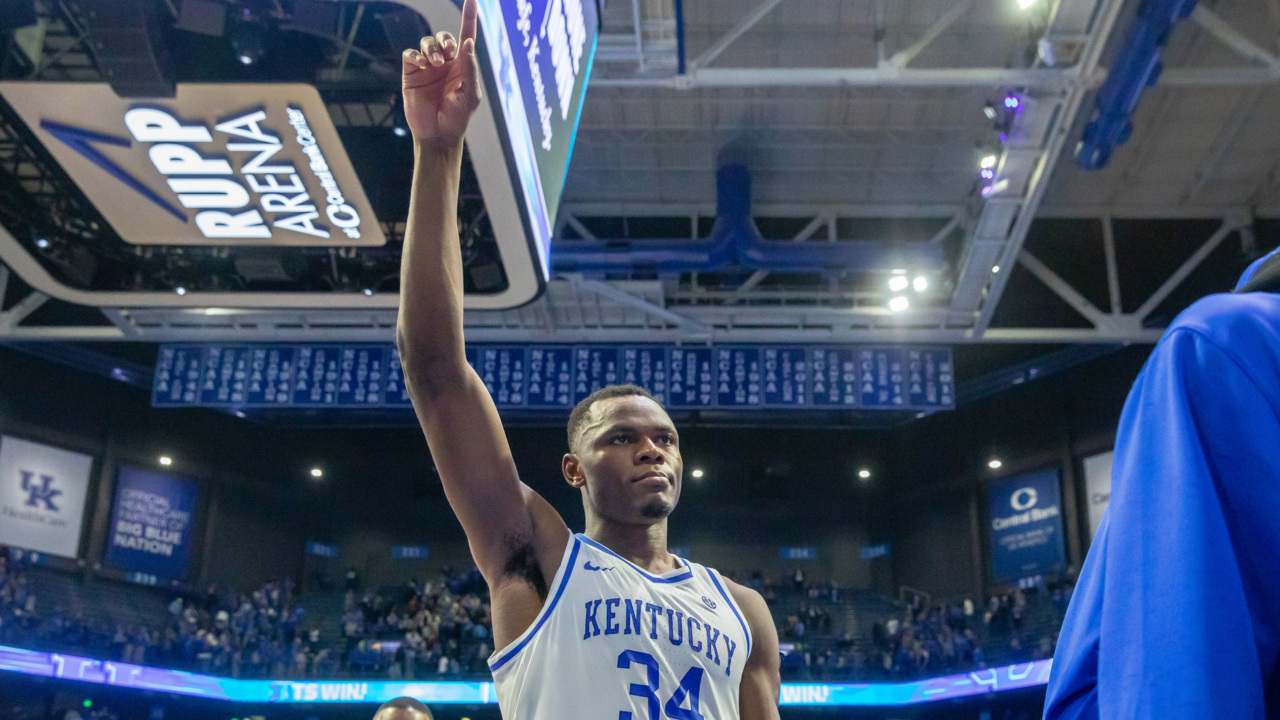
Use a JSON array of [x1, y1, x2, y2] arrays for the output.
[[1189, 5, 1280, 68], [1133, 219, 1239, 319], [593, 66, 1085, 89], [689, 0, 784, 69], [887, 0, 975, 69]]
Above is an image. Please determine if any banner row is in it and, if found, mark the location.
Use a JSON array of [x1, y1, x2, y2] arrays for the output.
[[153, 344, 955, 411]]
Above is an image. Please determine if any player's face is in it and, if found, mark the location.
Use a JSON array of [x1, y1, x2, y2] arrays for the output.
[[571, 396, 682, 524]]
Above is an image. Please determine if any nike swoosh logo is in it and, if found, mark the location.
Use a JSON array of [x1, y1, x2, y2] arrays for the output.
[[584, 562, 614, 571]]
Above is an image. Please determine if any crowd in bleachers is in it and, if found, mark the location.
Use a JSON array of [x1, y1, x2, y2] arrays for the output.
[[338, 566, 494, 678], [2, 545, 1071, 683]]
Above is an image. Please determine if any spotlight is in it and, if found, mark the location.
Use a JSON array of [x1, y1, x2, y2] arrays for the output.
[[980, 168, 995, 180], [888, 296, 909, 312], [310, 468, 323, 478], [34, 237, 50, 249], [159, 456, 172, 466], [980, 185, 995, 198], [992, 265, 1001, 274], [175, 286, 187, 296], [984, 102, 997, 120], [888, 275, 909, 292], [363, 288, 373, 296], [1004, 95, 1021, 109], [1017, 0, 1039, 8], [691, 469, 704, 478], [980, 154, 998, 169], [231, 17, 267, 66], [857, 469, 871, 479], [988, 459, 1003, 469], [913, 276, 928, 292], [391, 107, 410, 138]]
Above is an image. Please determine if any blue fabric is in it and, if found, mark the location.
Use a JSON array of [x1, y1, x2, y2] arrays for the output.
[[1044, 287, 1280, 719]]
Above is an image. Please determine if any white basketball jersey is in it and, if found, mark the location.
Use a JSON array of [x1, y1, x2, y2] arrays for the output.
[[489, 533, 753, 720]]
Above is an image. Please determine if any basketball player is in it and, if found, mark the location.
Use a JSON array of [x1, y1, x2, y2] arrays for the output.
[[1044, 245, 1280, 719], [374, 697, 432, 720], [395, 2, 782, 719]]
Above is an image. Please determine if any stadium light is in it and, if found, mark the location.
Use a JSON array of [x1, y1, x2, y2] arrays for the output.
[[159, 456, 172, 466], [988, 459, 1003, 469], [913, 276, 928, 292], [888, 275, 909, 292], [992, 265, 1001, 274], [310, 467, 323, 478], [175, 286, 187, 296], [857, 469, 871, 480], [691, 469, 704, 479], [888, 296, 909, 312], [980, 154, 998, 169]]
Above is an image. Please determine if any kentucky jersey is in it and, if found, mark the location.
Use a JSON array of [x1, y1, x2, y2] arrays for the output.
[[1044, 247, 1280, 720], [490, 533, 752, 720]]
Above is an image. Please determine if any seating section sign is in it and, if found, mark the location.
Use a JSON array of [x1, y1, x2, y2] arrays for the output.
[[104, 466, 200, 581], [153, 343, 955, 411]]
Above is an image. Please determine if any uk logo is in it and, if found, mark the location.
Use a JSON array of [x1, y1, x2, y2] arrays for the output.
[[20, 470, 61, 511], [701, 596, 718, 611]]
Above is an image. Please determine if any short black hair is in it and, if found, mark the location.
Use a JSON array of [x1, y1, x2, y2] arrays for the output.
[[375, 697, 432, 719], [567, 384, 663, 451]]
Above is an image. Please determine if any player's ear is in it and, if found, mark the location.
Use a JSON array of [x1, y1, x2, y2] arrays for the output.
[[563, 453, 586, 488]]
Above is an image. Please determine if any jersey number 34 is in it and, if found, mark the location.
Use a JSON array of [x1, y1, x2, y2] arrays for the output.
[[618, 649, 707, 720]]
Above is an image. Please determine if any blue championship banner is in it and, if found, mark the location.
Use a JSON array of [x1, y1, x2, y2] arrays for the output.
[[104, 466, 200, 581], [153, 344, 955, 412], [986, 468, 1066, 584]]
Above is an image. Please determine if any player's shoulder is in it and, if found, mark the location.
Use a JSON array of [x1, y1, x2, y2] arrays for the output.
[[716, 576, 771, 626], [1160, 291, 1280, 372]]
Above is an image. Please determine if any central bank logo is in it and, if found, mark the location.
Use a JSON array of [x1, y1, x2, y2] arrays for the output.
[[20, 470, 61, 511], [1010, 487, 1038, 512]]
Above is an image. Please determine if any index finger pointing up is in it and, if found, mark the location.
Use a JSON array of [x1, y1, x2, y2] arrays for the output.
[[460, 0, 478, 46]]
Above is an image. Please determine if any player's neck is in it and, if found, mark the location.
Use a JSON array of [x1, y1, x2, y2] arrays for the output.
[[584, 520, 680, 574]]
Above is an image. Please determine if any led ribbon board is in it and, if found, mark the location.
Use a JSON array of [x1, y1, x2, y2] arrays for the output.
[[0, 645, 1052, 706], [0, 83, 382, 247], [151, 343, 955, 411], [473, 0, 600, 278]]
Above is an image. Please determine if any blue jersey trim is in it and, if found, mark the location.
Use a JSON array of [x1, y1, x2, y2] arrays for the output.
[[705, 567, 752, 658], [488, 537, 581, 672], [575, 534, 695, 583]]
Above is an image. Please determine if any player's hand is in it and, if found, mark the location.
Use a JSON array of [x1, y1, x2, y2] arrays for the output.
[[401, 0, 482, 152]]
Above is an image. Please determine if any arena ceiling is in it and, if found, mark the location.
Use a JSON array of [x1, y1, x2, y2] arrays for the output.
[[1, 0, 1278, 354]]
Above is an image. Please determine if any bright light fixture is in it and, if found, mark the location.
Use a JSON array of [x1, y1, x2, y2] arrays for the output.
[[988, 459, 1003, 469], [363, 288, 374, 296], [891, 268, 907, 275], [888, 275, 909, 292], [888, 296, 909, 312], [1017, 0, 1038, 8], [691, 469, 704, 478], [913, 276, 928, 292], [159, 456, 172, 466], [980, 154, 998, 169], [992, 265, 1001, 274], [310, 468, 323, 478], [35, 238, 50, 249], [858, 469, 871, 479], [175, 286, 186, 296]]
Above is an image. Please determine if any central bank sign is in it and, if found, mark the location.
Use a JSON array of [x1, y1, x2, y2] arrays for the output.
[[0, 82, 382, 247]]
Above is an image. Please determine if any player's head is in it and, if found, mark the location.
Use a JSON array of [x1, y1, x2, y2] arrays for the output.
[[373, 697, 433, 720], [563, 385, 682, 526]]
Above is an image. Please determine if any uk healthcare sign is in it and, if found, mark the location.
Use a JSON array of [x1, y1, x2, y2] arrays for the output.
[[986, 468, 1066, 583], [0, 82, 382, 247], [0, 436, 93, 558], [104, 466, 200, 580]]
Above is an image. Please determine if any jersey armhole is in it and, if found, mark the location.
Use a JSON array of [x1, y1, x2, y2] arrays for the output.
[[704, 566, 753, 658], [488, 535, 581, 673]]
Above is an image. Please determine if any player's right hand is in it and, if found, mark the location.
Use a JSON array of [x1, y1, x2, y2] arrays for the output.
[[401, 0, 482, 152]]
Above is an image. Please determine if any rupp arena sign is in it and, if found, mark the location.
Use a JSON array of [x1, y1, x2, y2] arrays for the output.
[[0, 82, 383, 247]]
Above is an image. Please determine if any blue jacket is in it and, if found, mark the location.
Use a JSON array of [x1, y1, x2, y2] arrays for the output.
[[1044, 247, 1280, 720]]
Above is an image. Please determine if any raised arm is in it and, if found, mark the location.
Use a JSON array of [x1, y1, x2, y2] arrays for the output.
[[396, 0, 568, 596]]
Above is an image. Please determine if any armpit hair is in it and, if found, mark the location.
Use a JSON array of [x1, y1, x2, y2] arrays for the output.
[[501, 532, 549, 601]]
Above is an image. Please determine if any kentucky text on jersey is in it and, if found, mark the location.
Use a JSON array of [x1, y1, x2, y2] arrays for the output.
[[581, 597, 738, 676]]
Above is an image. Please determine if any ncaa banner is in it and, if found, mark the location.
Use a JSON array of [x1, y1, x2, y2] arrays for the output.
[[1082, 451, 1113, 540], [0, 82, 383, 247], [0, 436, 94, 557], [986, 468, 1066, 583], [105, 466, 200, 580]]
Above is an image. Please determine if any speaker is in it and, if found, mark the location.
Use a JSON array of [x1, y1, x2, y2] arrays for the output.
[[81, 0, 175, 98]]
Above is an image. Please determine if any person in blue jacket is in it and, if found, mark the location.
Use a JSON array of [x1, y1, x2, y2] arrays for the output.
[[1044, 246, 1280, 720]]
